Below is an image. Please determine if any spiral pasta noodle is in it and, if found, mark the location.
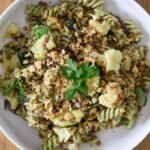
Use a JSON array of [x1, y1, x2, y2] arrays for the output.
[[78, 0, 104, 9], [125, 21, 143, 43], [98, 107, 123, 123]]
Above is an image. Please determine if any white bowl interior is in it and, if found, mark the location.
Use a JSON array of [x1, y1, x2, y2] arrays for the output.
[[0, 0, 150, 150]]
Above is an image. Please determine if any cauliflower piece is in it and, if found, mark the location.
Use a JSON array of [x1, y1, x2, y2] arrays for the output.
[[53, 127, 77, 142], [89, 20, 111, 36], [46, 37, 56, 50], [104, 49, 122, 72], [99, 82, 124, 108], [31, 35, 47, 60]]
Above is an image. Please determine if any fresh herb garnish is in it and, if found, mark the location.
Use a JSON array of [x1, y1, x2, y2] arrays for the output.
[[3, 78, 26, 104], [17, 80, 26, 103], [65, 87, 78, 100], [33, 25, 50, 39], [61, 59, 100, 100]]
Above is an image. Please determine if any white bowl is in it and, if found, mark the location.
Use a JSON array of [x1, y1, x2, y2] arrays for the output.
[[0, 0, 150, 150]]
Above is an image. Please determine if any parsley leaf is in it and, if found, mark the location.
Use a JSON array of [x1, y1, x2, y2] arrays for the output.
[[33, 25, 50, 40], [68, 59, 77, 71], [76, 80, 88, 95], [65, 87, 78, 100], [60, 66, 75, 80], [61, 59, 100, 100], [77, 63, 100, 79], [60, 59, 77, 80]]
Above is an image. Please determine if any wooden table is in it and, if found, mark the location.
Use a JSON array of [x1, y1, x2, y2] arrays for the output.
[[0, 0, 150, 150]]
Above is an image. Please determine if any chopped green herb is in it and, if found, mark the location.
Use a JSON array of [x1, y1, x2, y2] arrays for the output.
[[60, 59, 77, 80], [135, 86, 146, 106], [3, 78, 26, 104], [77, 63, 100, 79], [76, 79, 88, 95], [61, 59, 100, 100], [33, 25, 50, 40], [65, 87, 78, 100], [17, 80, 26, 103], [65, 80, 88, 100]]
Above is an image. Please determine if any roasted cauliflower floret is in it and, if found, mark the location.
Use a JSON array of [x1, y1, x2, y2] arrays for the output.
[[104, 49, 122, 72], [46, 37, 56, 50], [99, 82, 124, 108], [89, 20, 111, 36], [31, 35, 47, 60]]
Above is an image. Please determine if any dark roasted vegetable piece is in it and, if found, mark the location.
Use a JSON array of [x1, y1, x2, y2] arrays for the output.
[[4, 100, 19, 115], [66, 19, 76, 29], [17, 51, 33, 68], [50, 45, 78, 61], [17, 51, 28, 67], [117, 17, 130, 36], [64, 46, 78, 61]]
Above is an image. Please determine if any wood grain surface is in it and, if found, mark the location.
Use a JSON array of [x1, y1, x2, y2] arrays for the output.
[[0, 0, 149, 150]]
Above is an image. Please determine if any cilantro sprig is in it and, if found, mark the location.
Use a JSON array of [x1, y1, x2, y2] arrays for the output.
[[61, 59, 100, 100]]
